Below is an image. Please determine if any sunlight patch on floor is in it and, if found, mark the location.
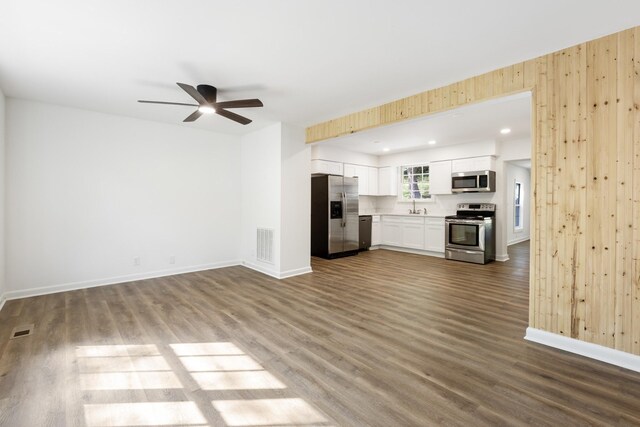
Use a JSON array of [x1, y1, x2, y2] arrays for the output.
[[76, 344, 160, 358], [170, 342, 245, 356], [212, 398, 327, 426], [179, 355, 263, 372], [80, 371, 182, 390], [191, 371, 287, 391], [84, 401, 207, 427], [77, 342, 328, 426], [78, 356, 170, 373]]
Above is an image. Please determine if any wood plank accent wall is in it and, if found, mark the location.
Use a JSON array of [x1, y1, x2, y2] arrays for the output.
[[305, 27, 640, 356]]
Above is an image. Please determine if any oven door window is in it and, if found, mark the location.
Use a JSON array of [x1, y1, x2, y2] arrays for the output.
[[449, 223, 479, 246], [452, 176, 478, 189]]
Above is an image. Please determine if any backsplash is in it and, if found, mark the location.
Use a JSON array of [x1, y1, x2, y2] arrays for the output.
[[359, 193, 498, 216]]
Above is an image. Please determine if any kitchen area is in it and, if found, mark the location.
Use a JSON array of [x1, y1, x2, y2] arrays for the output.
[[310, 92, 532, 265]]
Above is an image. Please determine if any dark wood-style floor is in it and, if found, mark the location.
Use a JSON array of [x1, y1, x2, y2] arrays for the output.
[[1, 241, 639, 426]]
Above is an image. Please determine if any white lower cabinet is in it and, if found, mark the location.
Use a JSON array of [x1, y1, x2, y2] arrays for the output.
[[401, 217, 425, 249], [371, 216, 381, 245], [381, 217, 402, 246], [380, 215, 445, 253], [424, 217, 445, 252]]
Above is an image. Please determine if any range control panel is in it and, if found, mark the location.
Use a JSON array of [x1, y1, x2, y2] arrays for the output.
[[457, 203, 496, 211]]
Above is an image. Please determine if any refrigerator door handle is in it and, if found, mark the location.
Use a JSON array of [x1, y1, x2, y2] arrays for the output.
[[342, 192, 346, 227]]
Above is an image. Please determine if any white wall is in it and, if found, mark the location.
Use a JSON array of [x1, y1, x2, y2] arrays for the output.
[[5, 99, 241, 298], [0, 88, 5, 306], [505, 163, 531, 245], [280, 124, 312, 276], [240, 123, 282, 276]]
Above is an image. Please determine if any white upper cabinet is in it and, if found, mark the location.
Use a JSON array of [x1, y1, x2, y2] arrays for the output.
[[429, 161, 452, 195], [368, 167, 379, 196], [451, 156, 495, 173], [310, 159, 343, 176], [378, 166, 398, 196], [344, 164, 370, 195]]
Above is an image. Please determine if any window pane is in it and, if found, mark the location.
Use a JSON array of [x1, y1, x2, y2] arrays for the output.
[[413, 166, 422, 174]]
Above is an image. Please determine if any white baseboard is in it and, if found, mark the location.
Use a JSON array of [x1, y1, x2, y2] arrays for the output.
[[525, 327, 640, 373], [508, 236, 530, 246], [495, 253, 510, 262], [279, 266, 313, 279], [242, 261, 312, 279], [3, 260, 242, 301], [0, 294, 6, 314], [377, 246, 445, 258]]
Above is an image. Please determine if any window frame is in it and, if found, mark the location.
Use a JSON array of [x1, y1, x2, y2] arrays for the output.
[[514, 180, 524, 232], [398, 164, 432, 202]]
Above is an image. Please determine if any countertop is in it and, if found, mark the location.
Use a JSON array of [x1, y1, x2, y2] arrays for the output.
[[361, 213, 447, 218]]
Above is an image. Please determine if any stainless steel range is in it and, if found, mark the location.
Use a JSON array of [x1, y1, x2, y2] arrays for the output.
[[445, 203, 496, 264]]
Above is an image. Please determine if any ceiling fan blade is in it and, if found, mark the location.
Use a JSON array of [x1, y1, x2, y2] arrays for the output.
[[214, 99, 263, 109], [176, 82, 207, 105], [138, 100, 198, 107], [216, 108, 252, 125], [183, 110, 203, 122]]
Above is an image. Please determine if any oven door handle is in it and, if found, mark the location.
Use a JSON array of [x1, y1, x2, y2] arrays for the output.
[[445, 219, 485, 225]]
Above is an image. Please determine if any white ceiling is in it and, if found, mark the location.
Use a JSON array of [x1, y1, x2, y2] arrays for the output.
[[314, 92, 532, 155], [1, 1, 639, 135]]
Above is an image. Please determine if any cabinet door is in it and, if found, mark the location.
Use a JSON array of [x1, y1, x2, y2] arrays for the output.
[[382, 219, 402, 246], [429, 161, 452, 195], [451, 156, 495, 173], [473, 156, 495, 171], [368, 167, 379, 196], [311, 160, 343, 175], [355, 165, 369, 195], [372, 222, 381, 246], [344, 163, 357, 178], [451, 158, 475, 173], [424, 218, 445, 252], [402, 218, 425, 249], [378, 166, 398, 196]]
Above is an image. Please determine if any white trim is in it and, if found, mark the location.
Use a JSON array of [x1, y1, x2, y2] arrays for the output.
[[495, 253, 510, 262], [525, 327, 640, 373], [242, 261, 281, 279], [279, 266, 313, 279], [377, 246, 444, 258], [242, 261, 312, 279], [508, 236, 530, 246], [0, 294, 6, 313], [3, 260, 241, 301]]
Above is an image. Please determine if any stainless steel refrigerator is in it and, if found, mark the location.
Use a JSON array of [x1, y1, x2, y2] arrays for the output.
[[311, 175, 359, 259]]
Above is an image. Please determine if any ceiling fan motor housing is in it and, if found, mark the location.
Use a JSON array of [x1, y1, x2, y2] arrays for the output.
[[196, 85, 217, 104]]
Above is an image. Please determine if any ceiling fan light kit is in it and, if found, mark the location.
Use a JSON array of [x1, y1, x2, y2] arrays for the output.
[[138, 82, 263, 125]]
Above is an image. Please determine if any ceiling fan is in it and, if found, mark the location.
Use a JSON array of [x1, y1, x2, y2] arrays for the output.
[[138, 83, 263, 125]]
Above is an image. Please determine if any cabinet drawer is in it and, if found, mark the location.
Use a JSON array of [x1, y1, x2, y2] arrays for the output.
[[402, 216, 425, 225], [382, 216, 403, 224]]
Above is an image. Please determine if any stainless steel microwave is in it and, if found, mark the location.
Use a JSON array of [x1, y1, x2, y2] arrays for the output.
[[451, 170, 496, 193]]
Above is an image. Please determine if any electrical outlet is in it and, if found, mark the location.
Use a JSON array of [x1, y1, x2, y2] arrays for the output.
[[169, 256, 176, 265], [134, 257, 140, 266]]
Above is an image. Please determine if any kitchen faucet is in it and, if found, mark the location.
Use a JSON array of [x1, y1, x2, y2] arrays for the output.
[[408, 199, 428, 215]]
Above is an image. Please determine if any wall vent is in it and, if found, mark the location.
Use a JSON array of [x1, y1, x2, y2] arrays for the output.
[[256, 228, 274, 264]]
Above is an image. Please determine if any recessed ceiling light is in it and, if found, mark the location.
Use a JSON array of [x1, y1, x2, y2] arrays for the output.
[[382, 147, 390, 152], [500, 128, 511, 134], [199, 105, 216, 114], [428, 140, 437, 145]]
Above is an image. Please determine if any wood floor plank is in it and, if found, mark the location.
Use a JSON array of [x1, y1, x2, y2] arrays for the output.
[[0, 241, 639, 426]]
